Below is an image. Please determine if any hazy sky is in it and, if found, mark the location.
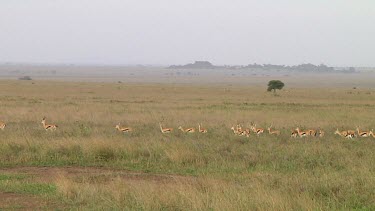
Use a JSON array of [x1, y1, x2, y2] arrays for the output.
[[1, 0, 374, 66]]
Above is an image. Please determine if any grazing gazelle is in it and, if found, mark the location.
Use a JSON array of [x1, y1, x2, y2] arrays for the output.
[[159, 123, 173, 133], [267, 125, 280, 136], [198, 124, 208, 133], [0, 121, 6, 130], [41, 117, 58, 131], [178, 126, 195, 133], [356, 126, 371, 137], [115, 123, 133, 133], [250, 123, 264, 136]]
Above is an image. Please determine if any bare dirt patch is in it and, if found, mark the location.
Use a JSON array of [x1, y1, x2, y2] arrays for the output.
[[0, 166, 196, 184]]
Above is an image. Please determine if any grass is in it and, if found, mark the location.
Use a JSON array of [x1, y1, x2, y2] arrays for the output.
[[0, 80, 375, 210]]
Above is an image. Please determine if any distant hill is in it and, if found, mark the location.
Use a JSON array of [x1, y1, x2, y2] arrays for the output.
[[168, 61, 215, 69], [168, 61, 356, 73]]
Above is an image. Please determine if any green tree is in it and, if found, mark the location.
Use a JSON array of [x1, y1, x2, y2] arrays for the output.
[[267, 80, 285, 93]]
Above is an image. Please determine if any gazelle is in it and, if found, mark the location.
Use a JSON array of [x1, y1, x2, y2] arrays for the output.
[[295, 127, 308, 138], [317, 129, 325, 137], [356, 126, 371, 137], [236, 124, 243, 133], [243, 128, 251, 137], [334, 129, 353, 139], [41, 117, 58, 131], [178, 126, 195, 133], [267, 125, 280, 136], [115, 123, 133, 133], [159, 123, 173, 133], [250, 123, 264, 136], [231, 126, 240, 135], [291, 129, 298, 138], [370, 130, 375, 138], [0, 121, 6, 130], [307, 129, 317, 137], [198, 124, 207, 133], [231, 125, 247, 136], [347, 129, 356, 138]]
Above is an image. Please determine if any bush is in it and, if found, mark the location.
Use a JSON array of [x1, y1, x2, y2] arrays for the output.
[[18, 76, 32, 80]]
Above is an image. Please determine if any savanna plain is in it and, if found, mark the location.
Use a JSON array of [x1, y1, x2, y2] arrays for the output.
[[0, 74, 375, 210]]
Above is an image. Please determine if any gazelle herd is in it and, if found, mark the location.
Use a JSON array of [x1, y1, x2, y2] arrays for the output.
[[0, 118, 375, 139], [334, 127, 374, 139], [231, 123, 375, 139]]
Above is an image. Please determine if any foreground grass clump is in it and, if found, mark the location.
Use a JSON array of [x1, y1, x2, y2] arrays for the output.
[[0, 80, 375, 209]]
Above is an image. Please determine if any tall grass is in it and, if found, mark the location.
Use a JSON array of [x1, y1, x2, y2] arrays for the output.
[[0, 80, 375, 209]]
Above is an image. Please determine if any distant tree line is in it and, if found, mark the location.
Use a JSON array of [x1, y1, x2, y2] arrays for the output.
[[169, 61, 356, 73]]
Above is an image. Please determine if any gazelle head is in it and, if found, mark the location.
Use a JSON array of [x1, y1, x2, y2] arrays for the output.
[[41, 117, 46, 124], [334, 128, 340, 135], [115, 123, 121, 129], [178, 126, 183, 130]]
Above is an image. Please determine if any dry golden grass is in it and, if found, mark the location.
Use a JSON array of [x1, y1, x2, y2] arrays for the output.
[[0, 80, 375, 210]]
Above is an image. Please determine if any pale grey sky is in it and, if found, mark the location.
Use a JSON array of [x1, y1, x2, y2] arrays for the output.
[[0, 0, 374, 66]]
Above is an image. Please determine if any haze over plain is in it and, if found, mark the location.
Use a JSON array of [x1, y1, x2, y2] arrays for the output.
[[1, 0, 374, 66]]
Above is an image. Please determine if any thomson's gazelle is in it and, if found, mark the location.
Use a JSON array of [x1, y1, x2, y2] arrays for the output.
[[159, 123, 173, 133], [115, 123, 133, 133], [0, 121, 6, 130], [178, 126, 195, 133], [41, 117, 58, 131], [198, 124, 208, 133]]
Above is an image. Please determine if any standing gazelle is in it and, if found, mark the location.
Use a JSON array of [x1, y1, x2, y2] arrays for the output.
[[115, 123, 133, 133], [250, 123, 264, 136], [159, 123, 173, 133], [317, 129, 325, 137], [307, 129, 317, 137], [41, 117, 58, 131], [231, 126, 240, 135], [0, 121, 6, 130], [370, 130, 375, 138], [291, 129, 298, 138], [267, 125, 280, 136], [295, 127, 308, 138], [356, 126, 371, 137]]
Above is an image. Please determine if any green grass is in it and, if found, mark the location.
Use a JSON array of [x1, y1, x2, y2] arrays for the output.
[[0, 80, 375, 210], [0, 173, 56, 195]]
